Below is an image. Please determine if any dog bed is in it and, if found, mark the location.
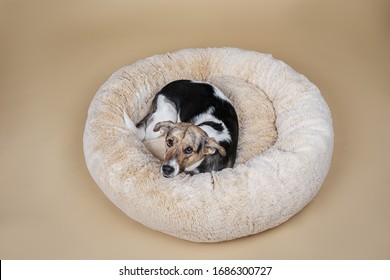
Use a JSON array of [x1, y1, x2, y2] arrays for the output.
[[83, 47, 334, 242]]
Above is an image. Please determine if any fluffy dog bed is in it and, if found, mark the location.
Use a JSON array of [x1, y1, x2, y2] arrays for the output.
[[83, 48, 333, 242]]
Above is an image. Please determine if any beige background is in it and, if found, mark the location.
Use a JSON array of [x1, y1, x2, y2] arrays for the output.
[[1, 0, 389, 259]]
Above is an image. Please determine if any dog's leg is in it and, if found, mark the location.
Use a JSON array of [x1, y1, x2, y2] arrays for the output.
[[124, 94, 177, 141], [143, 95, 177, 140]]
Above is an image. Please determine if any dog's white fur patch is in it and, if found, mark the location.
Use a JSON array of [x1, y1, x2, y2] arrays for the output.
[[191, 107, 232, 143], [184, 158, 204, 174], [199, 122, 231, 143], [124, 96, 178, 141], [190, 107, 215, 124], [144, 95, 178, 140]]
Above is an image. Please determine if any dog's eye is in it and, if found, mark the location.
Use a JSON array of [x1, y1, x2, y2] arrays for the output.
[[166, 139, 174, 147], [184, 146, 193, 155]]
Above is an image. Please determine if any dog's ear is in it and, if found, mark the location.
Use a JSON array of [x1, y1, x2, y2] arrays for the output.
[[153, 121, 176, 136], [203, 137, 226, 156]]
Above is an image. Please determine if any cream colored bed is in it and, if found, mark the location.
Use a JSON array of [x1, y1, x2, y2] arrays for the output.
[[83, 48, 333, 242]]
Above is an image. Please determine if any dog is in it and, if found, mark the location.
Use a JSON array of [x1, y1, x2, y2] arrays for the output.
[[124, 79, 239, 178]]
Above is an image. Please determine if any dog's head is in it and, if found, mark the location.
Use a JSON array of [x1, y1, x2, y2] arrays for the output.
[[153, 121, 226, 178]]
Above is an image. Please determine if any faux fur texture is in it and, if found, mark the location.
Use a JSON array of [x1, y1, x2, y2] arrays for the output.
[[83, 48, 334, 242]]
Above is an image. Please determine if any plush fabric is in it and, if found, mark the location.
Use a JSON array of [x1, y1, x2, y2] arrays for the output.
[[83, 48, 334, 242]]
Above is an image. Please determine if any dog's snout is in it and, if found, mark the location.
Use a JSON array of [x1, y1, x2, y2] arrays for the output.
[[162, 164, 175, 177]]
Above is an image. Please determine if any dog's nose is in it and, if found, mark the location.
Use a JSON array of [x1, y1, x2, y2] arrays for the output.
[[162, 165, 174, 177]]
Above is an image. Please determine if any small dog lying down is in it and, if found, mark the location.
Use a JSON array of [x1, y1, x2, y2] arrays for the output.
[[124, 80, 239, 178]]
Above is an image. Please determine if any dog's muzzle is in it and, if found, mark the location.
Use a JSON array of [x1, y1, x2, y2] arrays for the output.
[[161, 159, 180, 178]]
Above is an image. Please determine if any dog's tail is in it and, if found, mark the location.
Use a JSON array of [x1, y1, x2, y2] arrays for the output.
[[123, 110, 145, 140]]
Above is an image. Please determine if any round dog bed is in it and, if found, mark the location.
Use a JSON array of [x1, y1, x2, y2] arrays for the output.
[[83, 47, 334, 242]]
